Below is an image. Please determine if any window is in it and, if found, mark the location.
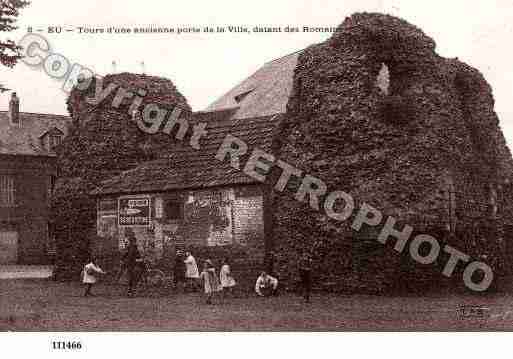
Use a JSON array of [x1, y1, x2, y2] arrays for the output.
[[0, 175, 15, 207], [50, 135, 62, 150], [46, 223, 57, 257], [165, 199, 183, 220], [47, 176, 56, 202]]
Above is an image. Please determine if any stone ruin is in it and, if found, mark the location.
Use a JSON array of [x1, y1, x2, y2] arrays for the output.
[[272, 13, 513, 293]]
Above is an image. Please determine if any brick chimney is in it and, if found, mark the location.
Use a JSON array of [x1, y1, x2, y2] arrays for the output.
[[8, 92, 20, 126]]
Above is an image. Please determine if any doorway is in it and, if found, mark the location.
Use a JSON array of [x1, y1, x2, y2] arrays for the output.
[[0, 231, 18, 264]]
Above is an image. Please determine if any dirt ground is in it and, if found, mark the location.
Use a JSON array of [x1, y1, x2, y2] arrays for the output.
[[2, 279, 513, 331]]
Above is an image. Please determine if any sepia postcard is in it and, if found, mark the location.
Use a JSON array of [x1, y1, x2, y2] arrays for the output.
[[0, 0, 512, 357]]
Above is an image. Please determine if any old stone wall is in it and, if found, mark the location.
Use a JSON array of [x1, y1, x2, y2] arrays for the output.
[[272, 13, 512, 293]]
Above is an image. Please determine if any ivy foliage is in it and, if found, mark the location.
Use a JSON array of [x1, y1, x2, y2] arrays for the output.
[[52, 73, 190, 279]]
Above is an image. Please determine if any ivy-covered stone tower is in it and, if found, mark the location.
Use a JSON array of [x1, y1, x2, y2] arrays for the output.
[[272, 13, 513, 293]]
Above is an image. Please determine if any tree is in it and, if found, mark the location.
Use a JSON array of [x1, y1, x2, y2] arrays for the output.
[[0, 0, 30, 92]]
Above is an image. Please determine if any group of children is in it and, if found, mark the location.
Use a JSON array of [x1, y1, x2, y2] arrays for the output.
[[82, 251, 312, 304], [199, 258, 237, 304], [81, 254, 237, 304]]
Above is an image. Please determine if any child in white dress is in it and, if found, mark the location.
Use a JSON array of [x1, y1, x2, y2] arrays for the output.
[[82, 257, 106, 297], [199, 260, 222, 304], [219, 257, 236, 296]]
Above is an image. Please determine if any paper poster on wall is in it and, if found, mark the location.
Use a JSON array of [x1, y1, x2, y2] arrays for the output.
[[97, 215, 118, 237]]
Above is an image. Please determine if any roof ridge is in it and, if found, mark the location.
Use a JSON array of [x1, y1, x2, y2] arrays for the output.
[[264, 48, 304, 65], [193, 107, 240, 115], [206, 50, 299, 117], [0, 110, 70, 118]]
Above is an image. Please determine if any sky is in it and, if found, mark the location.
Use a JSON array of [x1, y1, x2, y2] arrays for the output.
[[1, 0, 512, 145]]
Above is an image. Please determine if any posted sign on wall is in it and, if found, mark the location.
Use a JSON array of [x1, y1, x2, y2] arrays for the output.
[[118, 197, 151, 226]]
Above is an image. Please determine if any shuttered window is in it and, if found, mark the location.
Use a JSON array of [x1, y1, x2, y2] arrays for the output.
[[0, 175, 15, 207]]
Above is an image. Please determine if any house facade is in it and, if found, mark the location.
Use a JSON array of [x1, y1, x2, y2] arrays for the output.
[[0, 92, 70, 264], [91, 106, 285, 283]]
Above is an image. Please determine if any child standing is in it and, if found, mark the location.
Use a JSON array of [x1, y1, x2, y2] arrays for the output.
[[184, 251, 199, 292], [298, 253, 313, 303], [82, 257, 106, 297], [219, 257, 236, 296], [199, 260, 221, 304], [173, 250, 186, 292]]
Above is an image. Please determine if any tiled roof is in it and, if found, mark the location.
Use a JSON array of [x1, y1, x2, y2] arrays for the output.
[[205, 51, 299, 119], [92, 52, 299, 196], [0, 111, 71, 156], [92, 111, 283, 195]]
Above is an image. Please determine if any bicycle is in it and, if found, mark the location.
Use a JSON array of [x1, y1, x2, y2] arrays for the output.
[[136, 259, 167, 288], [114, 258, 170, 295]]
